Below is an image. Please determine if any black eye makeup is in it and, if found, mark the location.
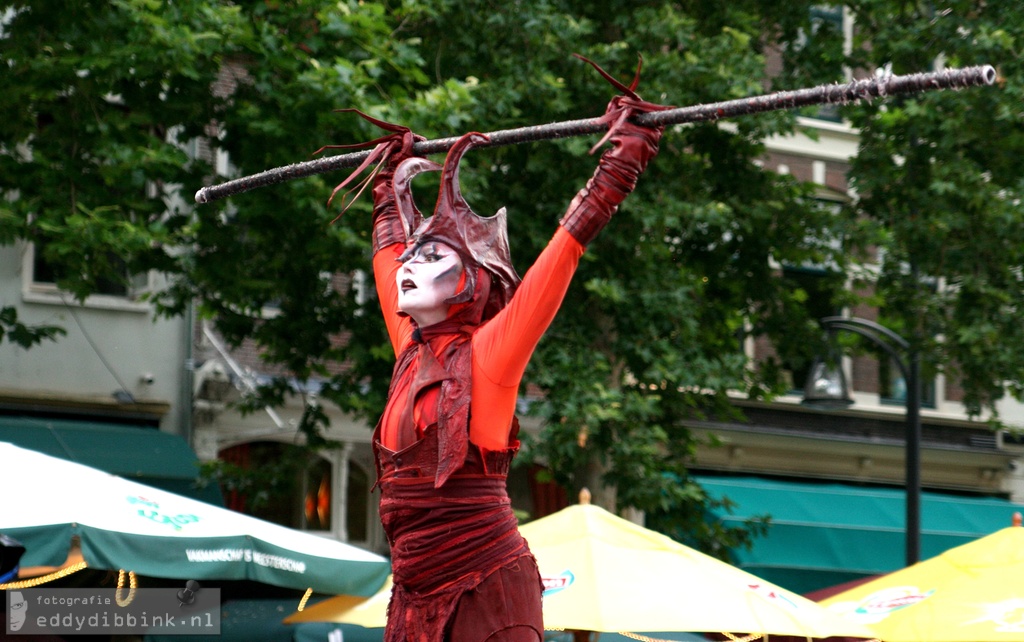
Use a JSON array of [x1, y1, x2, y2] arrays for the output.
[[413, 243, 449, 263]]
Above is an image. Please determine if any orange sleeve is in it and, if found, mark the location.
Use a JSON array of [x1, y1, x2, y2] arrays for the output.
[[373, 243, 414, 356], [469, 227, 585, 449]]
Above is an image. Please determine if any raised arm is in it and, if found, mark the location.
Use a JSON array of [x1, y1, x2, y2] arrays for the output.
[[319, 112, 432, 355], [559, 80, 666, 245], [475, 91, 666, 387], [470, 92, 665, 449]]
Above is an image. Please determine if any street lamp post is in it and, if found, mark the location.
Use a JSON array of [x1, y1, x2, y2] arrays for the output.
[[802, 316, 922, 567]]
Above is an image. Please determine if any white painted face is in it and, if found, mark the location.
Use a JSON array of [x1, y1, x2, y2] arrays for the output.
[[397, 241, 464, 327]]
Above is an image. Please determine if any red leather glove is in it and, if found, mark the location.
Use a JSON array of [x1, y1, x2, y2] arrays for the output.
[[369, 131, 420, 254], [559, 54, 671, 246], [318, 109, 425, 254], [559, 105, 663, 246]]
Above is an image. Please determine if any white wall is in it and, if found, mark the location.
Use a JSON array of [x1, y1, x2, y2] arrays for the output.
[[0, 242, 190, 436]]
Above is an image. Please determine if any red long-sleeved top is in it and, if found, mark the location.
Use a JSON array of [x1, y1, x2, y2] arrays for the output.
[[374, 226, 584, 452]]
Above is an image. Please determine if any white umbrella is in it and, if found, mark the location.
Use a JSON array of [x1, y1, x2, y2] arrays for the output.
[[0, 442, 389, 596]]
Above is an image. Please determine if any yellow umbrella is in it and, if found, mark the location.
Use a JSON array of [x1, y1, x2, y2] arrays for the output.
[[821, 521, 1024, 641], [518, 498, 871, 638], [289, 495, 872, 639]]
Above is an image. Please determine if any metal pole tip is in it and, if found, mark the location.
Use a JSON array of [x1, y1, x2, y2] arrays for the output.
[[982, 65, 997, 85]]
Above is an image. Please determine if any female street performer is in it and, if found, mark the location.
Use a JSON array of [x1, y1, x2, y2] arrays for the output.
[[339, 57, 667, 642]]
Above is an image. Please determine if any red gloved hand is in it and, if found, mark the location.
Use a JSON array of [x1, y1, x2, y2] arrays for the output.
[[368, 128, 422, 254], [559, 54, 672, 246], [317, 110, 424, 253]]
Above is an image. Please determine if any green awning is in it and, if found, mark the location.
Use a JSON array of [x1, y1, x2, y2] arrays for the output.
[[0, 416, 222, 505], [696, 475, 1024, 594]]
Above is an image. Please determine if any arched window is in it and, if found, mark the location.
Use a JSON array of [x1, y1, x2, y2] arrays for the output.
[[303, 456, 333, 531], [345, 460, 369, 542], [218, 441, 332, 531]]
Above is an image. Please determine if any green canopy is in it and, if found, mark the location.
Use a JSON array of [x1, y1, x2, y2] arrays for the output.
[[0, 415, 222, 504], [697, 475, 1024, 593]]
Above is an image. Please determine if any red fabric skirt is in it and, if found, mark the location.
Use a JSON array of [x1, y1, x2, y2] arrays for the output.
[[378, 473, 543, 642], [447, 556, 544, 642]]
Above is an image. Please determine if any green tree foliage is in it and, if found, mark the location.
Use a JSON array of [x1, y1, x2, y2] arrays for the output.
[[839, 1, 1024, 418], [3, 0, 1021, 559], [392, 1, 846, 554]]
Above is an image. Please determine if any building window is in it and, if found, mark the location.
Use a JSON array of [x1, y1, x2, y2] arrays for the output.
[[218, 441, 333, 532], [345, 461, 369, 542], [874, 291, 939, 408], [801, 5, 849, 123], [303, 457, 333, 531], [878, 350, 938, 410], [25, 241, 152, 309], [32, 245, 138, 297], [781, 266, 844, 393]]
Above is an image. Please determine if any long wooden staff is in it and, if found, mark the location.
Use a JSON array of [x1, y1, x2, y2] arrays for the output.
[[194, 65, 996, 204]]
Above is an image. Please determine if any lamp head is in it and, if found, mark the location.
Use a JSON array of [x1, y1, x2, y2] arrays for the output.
[[801, 355, 854, 409]]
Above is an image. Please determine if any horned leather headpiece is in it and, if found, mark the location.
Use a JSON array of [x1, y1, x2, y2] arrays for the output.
[[394, 132, 521, 322]]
